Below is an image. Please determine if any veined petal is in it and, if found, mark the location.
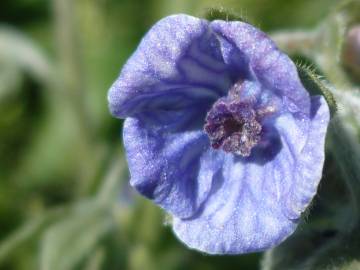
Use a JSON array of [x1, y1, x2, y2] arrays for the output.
[[109, 13, 331, 255], [123, 107, 226, 219], [210, 20, 311, 117], [172, 155, 297, 254], [283, 96, 330, 219], [108, 14, 232, 118], [172, 96, 329, 254]]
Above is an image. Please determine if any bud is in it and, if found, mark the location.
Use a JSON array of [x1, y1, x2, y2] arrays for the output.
[[342, 25, 360, 81]]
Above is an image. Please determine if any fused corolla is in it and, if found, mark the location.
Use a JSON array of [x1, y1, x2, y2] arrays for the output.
[[108, 14, 330, 254]]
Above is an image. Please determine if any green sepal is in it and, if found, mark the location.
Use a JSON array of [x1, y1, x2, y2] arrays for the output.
[[296, 63, 337, 117], [204, 7, 248, 23]]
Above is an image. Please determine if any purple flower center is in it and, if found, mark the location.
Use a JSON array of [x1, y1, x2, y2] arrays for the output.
[[204, 81, 275, 157]]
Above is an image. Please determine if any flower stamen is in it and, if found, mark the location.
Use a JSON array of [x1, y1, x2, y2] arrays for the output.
[[204, 95, 263, 157]]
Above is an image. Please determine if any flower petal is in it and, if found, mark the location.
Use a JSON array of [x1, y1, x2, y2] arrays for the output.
[[282, 96, 330, 219], [108, 14, 232, 118], [172, 96, 329, 254], [123, 107, 226, 219], [210, 20, 311, 117]]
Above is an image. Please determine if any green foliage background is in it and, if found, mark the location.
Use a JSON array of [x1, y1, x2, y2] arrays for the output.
[[0, 0, 354, 269]]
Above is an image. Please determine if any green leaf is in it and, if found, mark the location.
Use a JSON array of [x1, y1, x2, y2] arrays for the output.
[[327, 119, 360, 226], [262, 230, 360, 270], [0, 26, 53, 86], [96, 153, 127, 205], [0, 62, 22, 102], [40, 200, 113, 270], [0, 207, 66, 264]]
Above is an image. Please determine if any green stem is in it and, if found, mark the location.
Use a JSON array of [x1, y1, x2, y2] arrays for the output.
[[52, 0, 97, 195], [97, 150, 128, 205], [0, 206, 68, 263], [53, 0, 94, 135]]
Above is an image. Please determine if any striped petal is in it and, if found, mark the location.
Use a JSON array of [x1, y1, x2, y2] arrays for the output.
[[108, 15, 233, 118], [172, 96, 329, 254], [123, 106, 226, 219]]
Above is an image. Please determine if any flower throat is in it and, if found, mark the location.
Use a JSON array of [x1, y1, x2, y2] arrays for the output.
[[204, 81, 271, 157]]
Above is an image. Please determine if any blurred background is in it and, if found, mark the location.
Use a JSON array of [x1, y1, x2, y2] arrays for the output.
[[0, 0, 342, 269]]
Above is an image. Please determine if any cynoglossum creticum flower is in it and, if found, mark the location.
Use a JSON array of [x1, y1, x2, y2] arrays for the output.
[[108, 14, 330, 254]]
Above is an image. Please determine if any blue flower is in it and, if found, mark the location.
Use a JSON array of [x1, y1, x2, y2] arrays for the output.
[[108, 14, 330, 254]]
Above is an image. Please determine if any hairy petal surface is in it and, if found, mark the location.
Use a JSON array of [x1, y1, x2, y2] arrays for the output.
[[123, 107, 226, 219], [172, 96, 329, 254], [108, 15, 232, 118]]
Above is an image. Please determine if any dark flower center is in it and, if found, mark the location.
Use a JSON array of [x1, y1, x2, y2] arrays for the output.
[[204, 81, 273, 157]]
